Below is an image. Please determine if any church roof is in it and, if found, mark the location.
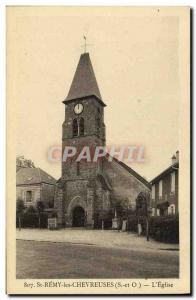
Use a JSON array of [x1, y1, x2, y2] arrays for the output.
[[97, 173, 112, 191], [16, 167, 56, 186], [105, 154, 150, 189], [64, 53, 105, 106]]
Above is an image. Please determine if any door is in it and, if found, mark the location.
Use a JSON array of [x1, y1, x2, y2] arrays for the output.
[[72, 206, 85, 227]]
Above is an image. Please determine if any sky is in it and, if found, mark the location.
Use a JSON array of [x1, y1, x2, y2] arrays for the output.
[[8, 7, 181, 181]]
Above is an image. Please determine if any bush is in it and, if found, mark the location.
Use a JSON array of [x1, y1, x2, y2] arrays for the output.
[[149, 215, 179, 243], [93, 210, 113, 229], [127, 215, 138, 232], [22, 212, 38, 228], [127, 214, 179, 244], [39, 212, 49, 228], [16, 210, 49, 228]]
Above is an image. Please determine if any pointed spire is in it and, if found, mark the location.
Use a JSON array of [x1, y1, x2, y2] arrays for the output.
[[64, 53, 105, 105]]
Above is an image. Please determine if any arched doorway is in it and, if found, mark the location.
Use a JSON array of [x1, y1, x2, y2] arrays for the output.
[[72, 206, 85, 227]]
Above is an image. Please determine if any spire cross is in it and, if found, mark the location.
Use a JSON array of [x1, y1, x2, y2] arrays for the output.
[[81, 35, 91, 53]]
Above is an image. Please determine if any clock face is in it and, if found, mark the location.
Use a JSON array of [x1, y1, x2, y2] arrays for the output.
[[74, 103, 83, 115]]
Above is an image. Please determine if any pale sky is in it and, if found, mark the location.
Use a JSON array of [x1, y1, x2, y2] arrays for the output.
[[8, 7, 181, 181]]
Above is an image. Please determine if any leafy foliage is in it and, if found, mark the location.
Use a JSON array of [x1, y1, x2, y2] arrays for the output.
[[127, 214, 179, 243], [149, 215, 179, 243], [16, 200, 53, 229], [16, 198, 25, 215], [136, 191, 150, 216], [36, 200, 45, 213]]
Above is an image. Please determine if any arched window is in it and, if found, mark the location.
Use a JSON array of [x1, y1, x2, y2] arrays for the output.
[[168, 204, 175, 215], [79, 118, 84, 136], [171, 204, 175, 215], [73, 119, 78, 137]]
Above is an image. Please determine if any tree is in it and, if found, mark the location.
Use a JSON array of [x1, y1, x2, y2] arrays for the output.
[[47, 200, 54, 209], [23, 206, 37, 228], [16, 198, 25, 230], [113, 200, 124, 217], [36, 200, 45, 229], [16, 156, 35, 168], [136, 191, 150, 241]]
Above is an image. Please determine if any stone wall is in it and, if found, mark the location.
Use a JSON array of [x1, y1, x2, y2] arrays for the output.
[[17, 183, 56, 209], [103, 158, 150, 209], [55, 156, 150, 226], [55, 177, 111, 227], [16, 185, 41, 207], [41, 183, 56, 208], [63, 179, 95, 227], [62, 98, 105, 143], [55, 185, 64, 226]]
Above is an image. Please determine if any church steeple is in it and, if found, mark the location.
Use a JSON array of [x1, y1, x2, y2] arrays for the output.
[[64, 53, 106, 106]]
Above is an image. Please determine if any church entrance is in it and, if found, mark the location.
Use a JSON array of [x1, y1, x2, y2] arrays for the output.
[[72, 206, 85, 227]]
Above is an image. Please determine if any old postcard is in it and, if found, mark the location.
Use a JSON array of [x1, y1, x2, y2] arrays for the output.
[[6, 6, 190, 294]]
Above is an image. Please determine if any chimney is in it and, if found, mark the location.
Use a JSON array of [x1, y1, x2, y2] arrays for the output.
[[176, 150, 179, 161], [172, 155, 176, 165]]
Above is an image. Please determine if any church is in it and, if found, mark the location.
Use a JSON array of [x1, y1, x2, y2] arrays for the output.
[[54, 52, 150, 227]]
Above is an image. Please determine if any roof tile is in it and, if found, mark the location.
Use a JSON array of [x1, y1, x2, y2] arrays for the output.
[[16, 168, 56, 185]]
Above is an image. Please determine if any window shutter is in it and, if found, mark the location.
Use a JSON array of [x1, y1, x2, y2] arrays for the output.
[[171, 172, 175, 193], [152, 208, 155, 216], [159, 180, 163, 197], [73, 119, 78, 137], [31, 190, 34, 202]]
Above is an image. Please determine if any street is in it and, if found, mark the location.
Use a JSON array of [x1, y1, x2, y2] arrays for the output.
[[17, 239, 179, 279]]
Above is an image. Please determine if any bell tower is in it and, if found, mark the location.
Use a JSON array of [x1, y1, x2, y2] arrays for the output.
[[57, 52, 108, 227], [62, 53, 106, 181]]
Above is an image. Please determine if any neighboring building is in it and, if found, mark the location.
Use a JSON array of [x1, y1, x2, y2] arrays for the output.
[[54, 52, 150, 227], [16, 157, 56, 208], [150, 151, 179, 216]]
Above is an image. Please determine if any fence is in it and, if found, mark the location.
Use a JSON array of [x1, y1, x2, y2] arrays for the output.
[[16, 212, 49, 228]]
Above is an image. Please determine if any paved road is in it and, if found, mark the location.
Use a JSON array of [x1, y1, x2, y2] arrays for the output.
[[17, 240, 179, 279]]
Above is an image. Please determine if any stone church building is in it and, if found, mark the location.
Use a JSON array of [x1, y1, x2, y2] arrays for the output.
[[54, 52, 150, 227]]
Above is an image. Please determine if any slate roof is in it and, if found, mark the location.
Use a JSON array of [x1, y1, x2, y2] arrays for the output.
[[97, 173, 112, 191], [150, 161, 179, 185], [104, 154, 151, 189], [16, 167, 56, 185], [64, 53, 105, 106]]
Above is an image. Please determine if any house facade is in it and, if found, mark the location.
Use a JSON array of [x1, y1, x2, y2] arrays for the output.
[[150, 151, 179, 216], [16, 158, 56, 208]]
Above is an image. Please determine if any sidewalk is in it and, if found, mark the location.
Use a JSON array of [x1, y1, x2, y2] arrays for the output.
[[16, 228, 179, 254]]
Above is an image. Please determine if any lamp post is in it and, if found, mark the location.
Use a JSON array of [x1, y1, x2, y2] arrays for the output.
[[136, 192, 150, 241], [145, 194, 150, 241]]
